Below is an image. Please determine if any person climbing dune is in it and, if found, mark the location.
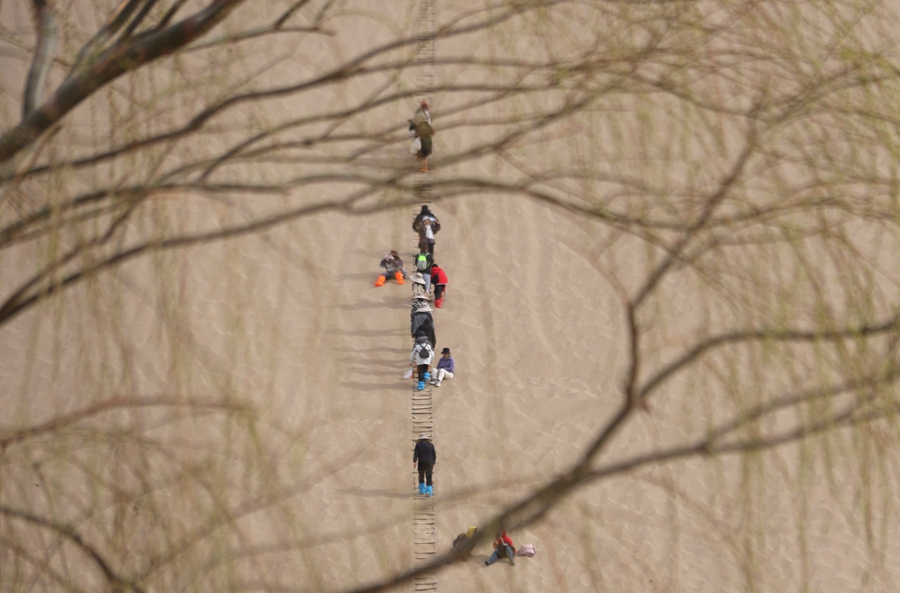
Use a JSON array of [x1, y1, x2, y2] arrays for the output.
[[429, 262, 448, 307], [409, 334, 434, 392], [412, 433, 436, 496], [410, 302, 436, 348], [408, 101, 435, 172]]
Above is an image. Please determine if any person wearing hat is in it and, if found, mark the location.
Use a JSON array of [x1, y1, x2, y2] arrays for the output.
[[411, 301, 436, 348], [413, 433, 436, 496], [451, 526, 478, 561], [430, 347, 454, 387], [409, 332, 434, 391], [410, 294, 429, 325], [411, 272, 428, 300]]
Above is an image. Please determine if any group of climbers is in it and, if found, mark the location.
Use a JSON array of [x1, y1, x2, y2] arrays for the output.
[[404, 204, 453, 391], [373, 111, 454, 498], [375, 206, 448, 309], [375, 104, 526, 561]]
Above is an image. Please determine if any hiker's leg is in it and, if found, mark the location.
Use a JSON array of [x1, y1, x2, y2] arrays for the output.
[[504, 545, 515, 563], [418, 466, 426, 484], [425, 465, 433, 487], [434, 284, 444, 300], [417, 364, 428, 382], [436, 370, 453, 382], [486, 550, 499, 565]]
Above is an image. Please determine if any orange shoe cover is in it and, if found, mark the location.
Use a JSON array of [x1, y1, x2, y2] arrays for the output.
[[395, 272, 405, 285], [435, 299, 443, 308], [374, 275, 386, 287]]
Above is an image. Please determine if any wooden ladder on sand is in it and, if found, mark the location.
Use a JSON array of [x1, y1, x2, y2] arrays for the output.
[[413, 0, 435, 204], [412, 390, 436, 592], [411, 0, 436, 590]]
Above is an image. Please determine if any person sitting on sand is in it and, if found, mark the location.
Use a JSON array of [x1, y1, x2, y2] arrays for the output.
[[375, 250, 406, 287], [430, 347, 454, 387], [485, 530, 516, 566], [413, 432, 436, 496], [451, 526, 478, 561], [429, 262, 448, 308]]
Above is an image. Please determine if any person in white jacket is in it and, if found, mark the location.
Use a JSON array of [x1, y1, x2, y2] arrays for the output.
[[409, 333, 434, 391]]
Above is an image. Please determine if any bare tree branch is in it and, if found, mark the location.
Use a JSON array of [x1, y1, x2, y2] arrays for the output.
[[0, 506, 146, 593], [0, 395, 250, 449], [0, 0, 248, 165], [22, 0, 57, 117]]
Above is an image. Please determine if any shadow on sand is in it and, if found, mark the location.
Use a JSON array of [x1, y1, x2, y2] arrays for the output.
[[330, 328, 403, 337], [336, 487, 415, 499], [337, 346, 409, 354], [341, 381, 410, 392], [332, 298, 408, 311]]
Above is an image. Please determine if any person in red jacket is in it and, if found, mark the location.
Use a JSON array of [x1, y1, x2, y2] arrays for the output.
[[485, 530, 516, 566], [429, 262, 449, 308]]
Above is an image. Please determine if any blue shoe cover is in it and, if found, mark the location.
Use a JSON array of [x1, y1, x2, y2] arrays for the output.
[[424, 372, 431, 381], [417, 381, 425, 391], [418, 483, 426, 495], [426, 485, 433, 497]]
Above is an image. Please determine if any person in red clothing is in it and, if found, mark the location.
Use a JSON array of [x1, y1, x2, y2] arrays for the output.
[[485, 530, 516, 566], [429, 262, 449, 308]]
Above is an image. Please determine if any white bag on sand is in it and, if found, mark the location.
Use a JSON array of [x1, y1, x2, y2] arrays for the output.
[[410, 137, 422, 155], [403, 369, 413, 379], [516, 544, 536, 557]]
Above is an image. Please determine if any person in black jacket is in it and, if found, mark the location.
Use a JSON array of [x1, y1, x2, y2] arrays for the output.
[[412, 206, 441, 252], [413, 433, 436, 496], [410, 303, 436, 347], [412, 206, 434, 233]]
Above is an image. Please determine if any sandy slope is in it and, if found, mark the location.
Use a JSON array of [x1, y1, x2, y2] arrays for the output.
[[5, 0, 900, 592]]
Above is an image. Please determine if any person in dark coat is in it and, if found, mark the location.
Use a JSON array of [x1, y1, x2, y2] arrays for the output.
[[413, 433, 436, 496], [412, 206, 435, 234], [451, 526, 478, 562], [412, 206, 441, 252], [410, 303, 436, 347]]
